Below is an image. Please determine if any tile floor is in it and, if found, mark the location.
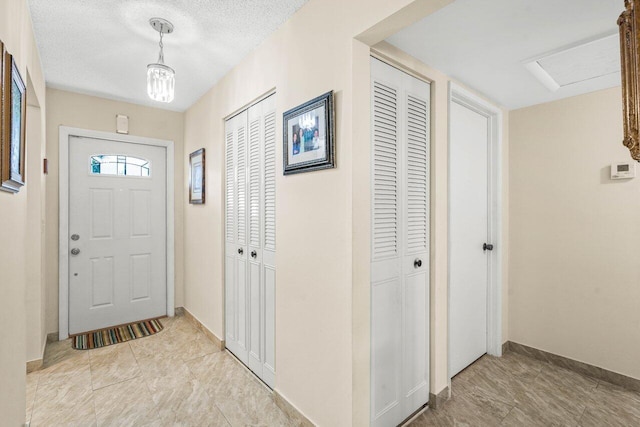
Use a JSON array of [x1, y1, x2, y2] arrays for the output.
[[409, 352, 640, 427], [26, 315, 293, 426], [27, 316, 640, 427]]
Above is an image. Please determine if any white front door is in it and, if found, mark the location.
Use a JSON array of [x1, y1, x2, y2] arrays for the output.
[[370, 58, 430, 427], [68, 136, 167, 334], [449, 100, 490, 377], [225, 94, 276, 388]]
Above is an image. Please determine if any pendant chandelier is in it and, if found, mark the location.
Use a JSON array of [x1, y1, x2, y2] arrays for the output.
[[147, 18, 175, 103]]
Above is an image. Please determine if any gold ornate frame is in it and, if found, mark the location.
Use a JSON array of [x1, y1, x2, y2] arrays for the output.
[[619, 0, 640, 160]]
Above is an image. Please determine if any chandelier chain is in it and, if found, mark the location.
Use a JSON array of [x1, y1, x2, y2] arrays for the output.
[[158, 29, 165, 64]]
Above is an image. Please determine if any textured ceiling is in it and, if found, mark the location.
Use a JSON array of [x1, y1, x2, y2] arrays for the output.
[[386, 0, 622, 110], [28, 0, 308, 111]]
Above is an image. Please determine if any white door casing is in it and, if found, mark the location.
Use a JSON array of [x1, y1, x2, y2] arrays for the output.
[[225, 93, 276, 388], [59, 127, 175, 340], [370, 58, 430, 427], [448, 83, 503, 379]]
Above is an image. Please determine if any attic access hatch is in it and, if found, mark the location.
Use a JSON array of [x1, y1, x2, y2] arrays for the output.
[[524, 33, 620, 92]]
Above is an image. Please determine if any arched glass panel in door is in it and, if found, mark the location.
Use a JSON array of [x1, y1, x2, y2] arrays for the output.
[[89, 155, 150, 177]]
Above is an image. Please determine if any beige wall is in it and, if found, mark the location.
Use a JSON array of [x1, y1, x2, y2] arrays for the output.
[[508, 86, 640, 379], [181, 0, 476, 425], [45, 88, 185, 334], [0, 0, 47, 424]]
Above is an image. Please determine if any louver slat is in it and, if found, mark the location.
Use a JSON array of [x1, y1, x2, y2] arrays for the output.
[[406, 95, 429, 253], [248, 119, 261, 247], [264, 111, 276, 250], [237, 126, 247, 244], [372, 81, 398, 259], [225, 131, 234, 241]]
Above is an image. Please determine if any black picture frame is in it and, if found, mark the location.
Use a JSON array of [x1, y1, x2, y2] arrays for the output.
[[282, 90, 335, 175], [1, 49, 26, 193], [189, 148, 205, 204]]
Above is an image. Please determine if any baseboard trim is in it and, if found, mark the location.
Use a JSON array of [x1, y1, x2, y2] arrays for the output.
[[178, 307, 225, 350], [429, 385, 449, 409], [273, 390, 315, 426], [507, 341, 640, 393], [47, 332, 59, 343], [26, 359, 43, 373], [502, 341, 510, 354]]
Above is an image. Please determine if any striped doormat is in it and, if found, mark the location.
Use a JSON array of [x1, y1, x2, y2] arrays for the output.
[[72, 318, 164, 350]]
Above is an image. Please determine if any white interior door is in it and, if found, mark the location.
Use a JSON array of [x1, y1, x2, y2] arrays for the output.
[[68, 136, 167, 334], [371, 58, 430, 427], [225, 110, 249, 365], [449, 100, 490, 377], [226, 94, 276, 388]]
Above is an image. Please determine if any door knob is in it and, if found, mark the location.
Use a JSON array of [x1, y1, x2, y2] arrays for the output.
[[71, 234, 80, 241], [414, 258, 422, 268], [251, 250, 257, 258], [71, 248, 81, 255], [238, 248, 244, 255], [483, 243, 494, 251]]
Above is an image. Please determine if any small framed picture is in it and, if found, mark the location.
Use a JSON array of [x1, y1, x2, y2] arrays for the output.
[[189, 148, 205, 204], [1, 48, 26, 193], [283, 90, 335, 175]]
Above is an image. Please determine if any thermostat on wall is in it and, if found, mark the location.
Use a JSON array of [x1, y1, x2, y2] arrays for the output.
[[611, 162, 636, 180]]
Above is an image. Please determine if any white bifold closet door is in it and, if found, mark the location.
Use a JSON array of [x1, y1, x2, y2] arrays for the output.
[[225, 94, 276, 388], [370, 58, 430, 427]]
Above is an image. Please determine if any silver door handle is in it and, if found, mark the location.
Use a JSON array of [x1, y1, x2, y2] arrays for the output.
[[71, 248, 80, 255]]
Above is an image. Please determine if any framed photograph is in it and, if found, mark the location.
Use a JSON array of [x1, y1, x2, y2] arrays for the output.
[[1, 50, 26, 193], [283, 90, 335, 175], [189, 148, 205, 204]]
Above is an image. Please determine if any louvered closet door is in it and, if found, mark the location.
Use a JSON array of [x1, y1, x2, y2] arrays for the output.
[[225, 94, 276, 389], [371, 58, 430, 427], [261, 95, 277, 388], [246, 94, 277, 388], [225, 110, 249, 365]]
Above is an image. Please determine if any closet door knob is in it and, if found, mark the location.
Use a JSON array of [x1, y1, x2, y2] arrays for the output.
[[238, 248, 244, 255], [251, 250, 257, 258], [414, 258, 422, 268]]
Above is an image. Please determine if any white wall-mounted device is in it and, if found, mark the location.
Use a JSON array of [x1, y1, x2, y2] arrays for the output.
[[116, 114, 129, 134], [611, 162, 636, 180]]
